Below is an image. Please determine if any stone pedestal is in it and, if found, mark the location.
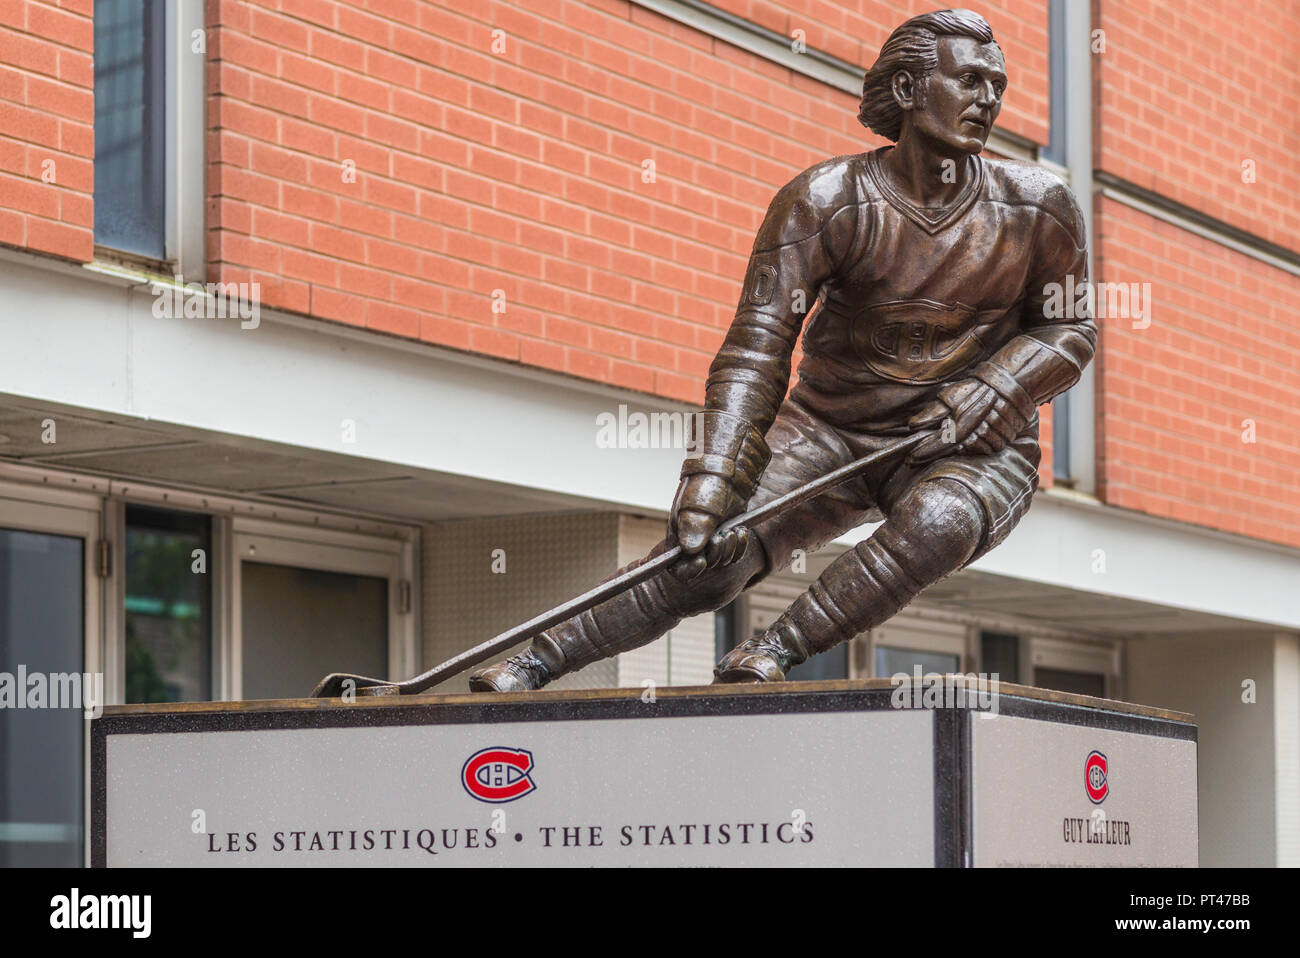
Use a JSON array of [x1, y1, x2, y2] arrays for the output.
[[92, 679, 1197, 866]]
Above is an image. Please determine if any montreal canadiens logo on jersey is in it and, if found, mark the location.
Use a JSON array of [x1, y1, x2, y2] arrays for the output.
[[1084, 750, 1108, 804], [462, 747, 536, 803]]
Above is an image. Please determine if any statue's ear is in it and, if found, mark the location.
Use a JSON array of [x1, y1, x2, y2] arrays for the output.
[[891, 70, 917, 112]]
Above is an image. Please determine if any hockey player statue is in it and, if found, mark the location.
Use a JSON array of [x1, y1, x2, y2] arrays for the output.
[[469, 8, 1096, 692]]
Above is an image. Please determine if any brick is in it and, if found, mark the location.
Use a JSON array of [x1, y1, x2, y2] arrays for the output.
[[312, 286, 368, 325], [250, 141, 309, 182], [469, 325, 521, 360], [362, 175, 417, 213], [252, 207, 311, 247], [39, 152, 91, 193], [363, 110, 419, 152], [364, 237, 421, 275], [366, 48, 418, 89], [308, 92, 367, 134], [280, 115, 337, 158], [339, 261, 394, 300], [566, 348, 612, 381], [210, 197, 252, 233], [25, 73, 91, 122], [392, 274, 444, 311], [0, 207, 24, 246], [337, 6, 392, 48], [279, 50, 336, 94], [337, 70, 391, 113], [25, 215, 90, 260], [250, 75, 311, 120], [281, 247, 338, 286], [0, 135, 24, 174], [0, 3, 23, 31], [519, 337, 565, 370], [419, 313, 474, 350], [281, 182, 338, 220], [337, 197, 393, 239], [310, 222, 366, 263], [27, 2, 92, 50], [367, 301, 421, 337], [0, 170, 58, 217], [308, 28, 367, 72]]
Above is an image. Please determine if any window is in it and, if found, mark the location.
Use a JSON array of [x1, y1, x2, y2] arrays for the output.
[[979, 630, 1021, 683], [92, 0, 205, 274], [124, 506, 212, 703], [109, 497, 415, 703], [1030, 636, 1119, 698], [1034, 667, 1106, 697], [93, 0, 167, 259], [875, 645, 959, 678], [868, 617, 968, 679]]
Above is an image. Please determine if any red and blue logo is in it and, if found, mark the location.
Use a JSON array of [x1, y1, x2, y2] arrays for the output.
[[1084, 750, 1108, 804], [462, 747, 536, 803]]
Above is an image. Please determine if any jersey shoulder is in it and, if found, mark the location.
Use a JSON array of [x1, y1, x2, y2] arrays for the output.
[[756, 154, 864, 249], [982, 156, 1086, 244]]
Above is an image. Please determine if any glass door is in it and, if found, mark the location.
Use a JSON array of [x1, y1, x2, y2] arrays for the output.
[[240, 561, 388, 700], [229, 520, 405, 701], [0, 489, 101, 866]]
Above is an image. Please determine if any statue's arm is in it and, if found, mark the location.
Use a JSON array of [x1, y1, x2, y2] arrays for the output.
[[971, 184, 1097, 412], [909, 182, 1096, 460], [670, 167, 855, 556]]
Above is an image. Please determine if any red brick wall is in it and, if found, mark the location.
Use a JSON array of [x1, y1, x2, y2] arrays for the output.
[[206, 0, 1048, 404], [1094, 198, 1300, 547], [1095, 0, 1300, 254], [0, 0, 94, 262], [14, 0, 1297, 545]]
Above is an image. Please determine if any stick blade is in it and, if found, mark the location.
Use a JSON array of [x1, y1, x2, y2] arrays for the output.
[[310, 672, 389, 698]]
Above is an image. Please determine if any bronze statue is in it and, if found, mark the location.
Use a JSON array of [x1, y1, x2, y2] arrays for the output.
[[468, 9, 1095, 692], [311, 9, 1096, 700]]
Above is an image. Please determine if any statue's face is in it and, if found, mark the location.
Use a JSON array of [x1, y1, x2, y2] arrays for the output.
[[911, 37, 1005, 155]]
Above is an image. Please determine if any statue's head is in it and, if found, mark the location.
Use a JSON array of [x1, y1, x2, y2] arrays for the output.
[[859, 9, 1004, 156]]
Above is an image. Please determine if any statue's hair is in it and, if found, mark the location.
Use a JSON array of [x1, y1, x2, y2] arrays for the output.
[[859, 9, 998, 141]]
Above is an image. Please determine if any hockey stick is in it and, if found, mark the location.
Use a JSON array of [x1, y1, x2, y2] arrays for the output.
[[310, 428, 935, 698]]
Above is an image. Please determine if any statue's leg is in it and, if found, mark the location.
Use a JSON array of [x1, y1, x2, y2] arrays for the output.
[[466, 531, 766, 692], [714, 428, 1041, 683], [469, 399, 870, 692]]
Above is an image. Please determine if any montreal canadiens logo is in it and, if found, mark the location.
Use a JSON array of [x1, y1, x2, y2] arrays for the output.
[[462, 747, 536, 803], [1084, 750, 1109, 804]]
